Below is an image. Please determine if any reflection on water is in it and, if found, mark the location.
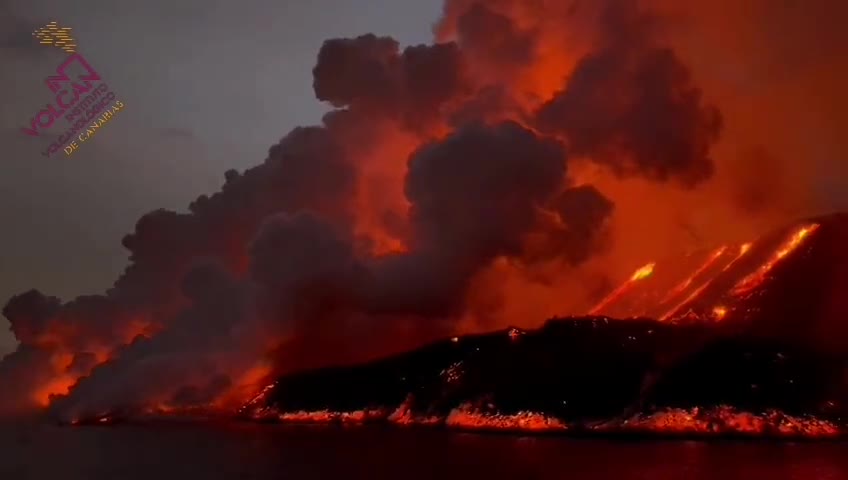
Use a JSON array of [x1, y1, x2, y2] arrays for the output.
[[2, 422, 847, 479]]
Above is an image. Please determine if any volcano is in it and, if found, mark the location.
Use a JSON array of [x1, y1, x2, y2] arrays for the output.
[[238, 212, 848, 439]]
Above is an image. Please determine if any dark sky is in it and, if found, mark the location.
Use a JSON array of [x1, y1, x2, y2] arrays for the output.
[[0, 0, 442, 354]]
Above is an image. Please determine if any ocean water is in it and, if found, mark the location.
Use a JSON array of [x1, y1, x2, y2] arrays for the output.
[[2, 421, 847, 479]]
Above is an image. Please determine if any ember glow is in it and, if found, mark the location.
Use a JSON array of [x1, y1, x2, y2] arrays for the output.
[[276, 409, 386, 424], [615, 407, 840, 439], [240, 402, 841, 439], [445, 405, 567, 432]]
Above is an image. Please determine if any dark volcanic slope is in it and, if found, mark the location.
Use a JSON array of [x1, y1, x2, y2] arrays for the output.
[[251, 319, 706, 421], [242, 213, 848, 438]]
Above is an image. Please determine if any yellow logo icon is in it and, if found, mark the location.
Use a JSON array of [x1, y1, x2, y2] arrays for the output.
[[32, 21, 77, 53]]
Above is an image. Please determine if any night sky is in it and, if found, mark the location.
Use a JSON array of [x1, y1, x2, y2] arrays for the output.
[[0, 0, 441, 354]]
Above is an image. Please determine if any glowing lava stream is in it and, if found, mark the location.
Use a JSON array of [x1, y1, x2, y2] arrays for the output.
[[660, 281, 714, 322], [588, 262, 655, 315], [732, 224, 820, 297], [659, 241, 753, 322], [659, 246, 728, 305], [726, 243, 753, 272]]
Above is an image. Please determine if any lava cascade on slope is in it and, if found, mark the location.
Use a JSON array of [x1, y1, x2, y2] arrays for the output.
[[592, 213, 848, 351], [240, 213, 848, 438]]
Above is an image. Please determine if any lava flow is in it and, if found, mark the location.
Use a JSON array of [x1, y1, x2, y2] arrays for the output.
[[237, 213, 848, 439], [588, 221, 827, 325], [731, 224, 821, 298], [588, 262, 657, 315]]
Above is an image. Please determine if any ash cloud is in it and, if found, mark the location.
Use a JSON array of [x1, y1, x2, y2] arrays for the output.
[[362, 121, 584, 317], [313, 34, 469, 129], [35, 120, 616, 421], [1, 116, 361, 417], [535, 0, 722, 186], [0, 0, 733, 419], [543, 185, 616, 265], [3, 290, 61, 347], [49, 263, 254, 418], [454, 3, 538, 70], [406, 121, 566, 263]]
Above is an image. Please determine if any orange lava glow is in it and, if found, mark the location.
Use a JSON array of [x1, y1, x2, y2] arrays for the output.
[[507, 327, 523, 341], [349, 122, 416, 258], [198, 363, 274, 413], [655, 239, 755, 322], [654, 247, 734, 321], [721, 242, 753, 273], [660, 280, 714, 322], [388, 398, 442, 425], [631, 263, 657, 281], [276, 409, 386, 424], [32, 374, 77, 407], [589, 262, 656, 315], [445, 405, 567, 432], [733, 224, 821, 296], [20, 312, 160, 411], [242, 402, 841, 439], [615, 406, 840, 438], [660, 246, 727, 305], [238, 381, 278, 415]]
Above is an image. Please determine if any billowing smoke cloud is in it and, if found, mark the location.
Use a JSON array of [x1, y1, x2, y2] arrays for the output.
[[535, 1, 722, 186], [453, 3, 538, 76], [313, 34, 469, 130], [0, 0, 742, 419], [48, 263, 253, 418], [46, 118, 614, 419], [363, 121, 601, 317], [1, 118, 362, 416]]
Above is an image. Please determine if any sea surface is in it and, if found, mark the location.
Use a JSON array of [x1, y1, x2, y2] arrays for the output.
[[2, 421, 847, 479]]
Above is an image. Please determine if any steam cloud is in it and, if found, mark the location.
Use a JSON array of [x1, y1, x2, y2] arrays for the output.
[[1, 0, 731, 420]]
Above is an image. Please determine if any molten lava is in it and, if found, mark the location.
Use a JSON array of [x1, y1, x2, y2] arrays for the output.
[[588, 262, 656, 315], [615, 407, 840, 439], [445, 404, 567, 432], [660, 246, 728, 305], [588, 220, 831, 325], [631, 263, 657, 281], [732, 224, 820, 297], [711, 306, 728, 321]]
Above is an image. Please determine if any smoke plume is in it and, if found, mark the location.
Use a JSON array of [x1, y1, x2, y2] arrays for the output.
[[4, 0, 843, 419], [535, 2, 722, 186]]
